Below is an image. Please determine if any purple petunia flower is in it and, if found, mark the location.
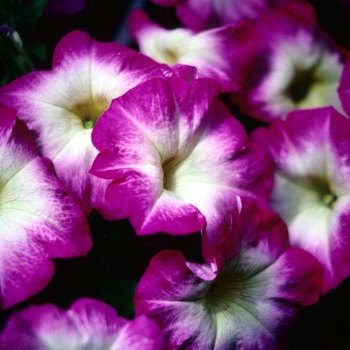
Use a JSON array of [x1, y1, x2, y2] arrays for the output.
[[231, 3, 347, 123], [0, 298, 165, 349], [149, 0, 303, 32], [0, 108, 91, 309], [128, 9, 257, 92], [134, 197, 322, 349], [251, 106, 350, 294], [0, 30, 175, 219], [90, 77, 273, 245]]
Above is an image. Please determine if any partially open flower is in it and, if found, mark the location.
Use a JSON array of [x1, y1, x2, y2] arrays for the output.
[[129, 9, 257, 92], [0, 298, 165, 349], [0, 30, 175, 218], [0, 108, 91, 309], [231, 3, 346, 123], [251, 106, 350, 293], [134, 198, 322, 349], [91, 77, 273, 244]]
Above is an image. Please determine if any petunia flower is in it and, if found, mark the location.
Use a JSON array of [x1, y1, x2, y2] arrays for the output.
[[0, 108, 91, 309], [231, 3, 346, 123], [134, 197, 323, 349], [0, 298, 165, 349], [251, 106, 350, 294], [149, 0, 303, 32], [0, 30, 175, 218], [128, 9, 257, 92], [90, 76, 273, 246]]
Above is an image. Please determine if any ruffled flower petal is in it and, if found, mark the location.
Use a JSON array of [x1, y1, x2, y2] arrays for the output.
[[134, 198, 322, 349], [251, 106, 350, 293], [91, 77, 273, 238], [0, 108, 91, 308], [0, 298, 165, 349], [129, 9, 257, 92], [0, 30, 175, 217]]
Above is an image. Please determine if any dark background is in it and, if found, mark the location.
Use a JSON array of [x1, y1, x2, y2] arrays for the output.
[[1, 0, 350, 349]]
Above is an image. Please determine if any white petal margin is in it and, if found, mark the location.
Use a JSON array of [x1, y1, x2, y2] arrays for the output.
[[0, 108, 91, 309], [0, 30, 175, 217]]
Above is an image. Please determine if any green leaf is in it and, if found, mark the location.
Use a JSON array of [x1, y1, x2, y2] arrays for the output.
[[19, 0, 50, 34], [0, 34, 35, 85], [0, 0, 50, 36]]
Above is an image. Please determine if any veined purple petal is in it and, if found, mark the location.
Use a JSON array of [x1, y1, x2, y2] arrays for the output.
[[135, 198, 322, 349], [91, 77, 273, 237], [251, 106, 350, 293], [0, 298, 165, 349], [0, 30, 175, 217], [0, 108, 91, 308], [129, 9, 257, 92]]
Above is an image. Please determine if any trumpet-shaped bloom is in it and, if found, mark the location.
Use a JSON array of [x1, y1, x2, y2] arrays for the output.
[[134, 198, 322, 349], [231, 3, 346, 123], [0, 298, 165, 349], [149, 0, 303, 32], [129, 9, 257, 92], [91, 77, 273, 246], [0, 30, 175, 218], [251, 106, 350, 294], [0, 108, 91, 309]]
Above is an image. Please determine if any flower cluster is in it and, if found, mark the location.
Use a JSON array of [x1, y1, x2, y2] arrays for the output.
[[0, 0, 349, 348]]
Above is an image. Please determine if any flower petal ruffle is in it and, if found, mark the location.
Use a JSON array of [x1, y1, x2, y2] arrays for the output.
[[0, 298, 165, 349], [91, 77, 273, 238], [0, 108, 91, 308], [0, 30, 175, 217]]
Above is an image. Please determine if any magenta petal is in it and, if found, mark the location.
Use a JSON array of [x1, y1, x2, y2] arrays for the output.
[[135, 250, 216, 349], [0, 108, 91, 308], [0, 30, 175, 217], [129, 9, 257, 92], [233, 3, 345, 122], [91, 77, 273, 236], [0, 298, 165, 349], [135, 199, 322, 349], [251, 106, 350, 293], [135, 250, 212, 302]]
